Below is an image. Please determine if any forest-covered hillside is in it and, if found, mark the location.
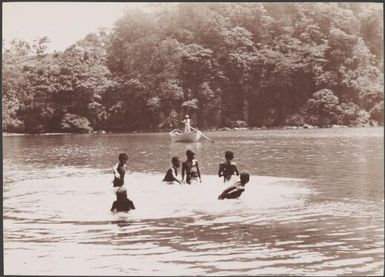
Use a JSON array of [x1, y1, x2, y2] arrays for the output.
[[3, 3, 383, 133]]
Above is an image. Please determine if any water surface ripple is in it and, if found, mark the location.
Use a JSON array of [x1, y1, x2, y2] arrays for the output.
[[3, 127, 384, 275]]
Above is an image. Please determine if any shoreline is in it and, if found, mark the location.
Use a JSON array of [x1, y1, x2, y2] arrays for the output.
[[3, 125, 382, 137]]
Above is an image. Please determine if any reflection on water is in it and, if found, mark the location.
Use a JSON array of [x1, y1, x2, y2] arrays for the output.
[[3, 127, 384, 275]]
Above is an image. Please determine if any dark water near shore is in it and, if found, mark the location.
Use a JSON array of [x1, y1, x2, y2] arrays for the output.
[[3, 127, 384, 275]]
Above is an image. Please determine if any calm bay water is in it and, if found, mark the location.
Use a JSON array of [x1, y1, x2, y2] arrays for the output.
[[3, 127, 384, 275]]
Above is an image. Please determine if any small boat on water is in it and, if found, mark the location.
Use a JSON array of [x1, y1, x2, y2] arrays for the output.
[[169, 129, 202, 142]]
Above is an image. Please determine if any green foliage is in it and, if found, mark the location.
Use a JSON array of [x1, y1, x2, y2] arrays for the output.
[[181, 98, 199, 111], [7, 39, 32, 56], [358, 6, 383, 66], [32, 36, 50, 59], [60, 113, 93, 133], [338, 102, 370, 126], [160, 80, 184, 103], [285, 113, 306, 126], [2, 3, 384, 133], [370, 101, 384, 125], [302, 89, 342, 126]]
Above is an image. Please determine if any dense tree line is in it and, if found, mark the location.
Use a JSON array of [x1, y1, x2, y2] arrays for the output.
[[3, 3, 383, 133]]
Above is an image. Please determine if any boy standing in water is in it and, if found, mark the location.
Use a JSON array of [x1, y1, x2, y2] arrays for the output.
[[163, 157, 184, 184], [112, 153, 128, 187], [218, 151, 240, 182], [110, 187, 135, 212], [218, 172, 250, 200], [182, 150, 202, 184], [183, 115, 191, 132]]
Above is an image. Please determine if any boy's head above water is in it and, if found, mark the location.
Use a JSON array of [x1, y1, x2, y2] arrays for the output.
[[118, 153, 128, 163], [116, 187, 127, 200], [172, 156, 181, 168], [240, 172, 250, 184], [225, 151, 234, 160], [186, 149, 195, 159]]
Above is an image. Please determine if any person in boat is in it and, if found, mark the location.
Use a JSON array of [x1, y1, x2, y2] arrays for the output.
[[163, 157, 183, 184], [112, 153, 128, 187], [218, 151, 240, 183], [182, 149, 201, 184], [218, 172, 250, 200], [183, 115, 191, 132], [110, 187, 135, 212]]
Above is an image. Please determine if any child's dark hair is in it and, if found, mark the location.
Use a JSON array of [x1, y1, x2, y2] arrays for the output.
[[119, 153, 128, 162], [225, 151, 234, 160], [240, 172, 250, 183], [186, 150, 195, 159], [172, 156, 180, 167], [116, 187, 127, 200]]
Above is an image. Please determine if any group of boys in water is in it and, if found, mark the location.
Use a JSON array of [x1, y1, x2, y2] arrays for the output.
[[110, 150, 250, 212], [110, 115, 250, 212]]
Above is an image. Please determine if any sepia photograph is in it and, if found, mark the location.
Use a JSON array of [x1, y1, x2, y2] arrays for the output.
[[2, 1, 384, 275]]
